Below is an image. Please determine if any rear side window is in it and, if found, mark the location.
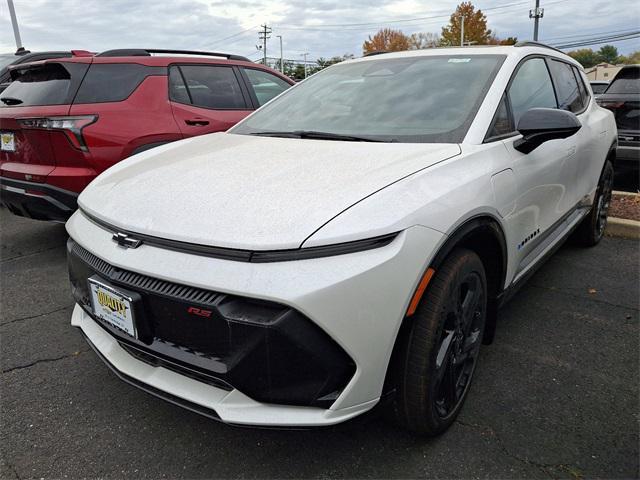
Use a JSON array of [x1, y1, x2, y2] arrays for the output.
[[74, 64, 163, 104], [607, 68, 640, 94], [1, 63, 76, 106], [242, 68, 291, 106], [572, 65, 590, 108], [170, 65, 247, 109], [547, 59, 583, 113], [508, 58, 557, 126]]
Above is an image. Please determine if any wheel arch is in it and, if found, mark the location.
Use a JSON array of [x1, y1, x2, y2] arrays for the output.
[[382, 215, 508, 400]]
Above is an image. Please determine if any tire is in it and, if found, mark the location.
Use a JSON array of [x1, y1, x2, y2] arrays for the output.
[[393, 248, 487, 435], [573, 160, 614, 247]]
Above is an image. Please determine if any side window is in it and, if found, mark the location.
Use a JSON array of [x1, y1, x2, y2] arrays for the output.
[[75, 64, 156, 104], [243, 68, 291, 106], [508, 58, 557, 126], [487, 94, 513, 139], [572, 65, 590, 109], [547, 59, 584, 113], [176, 65, 247, 109], [168, 66, 190, 104]]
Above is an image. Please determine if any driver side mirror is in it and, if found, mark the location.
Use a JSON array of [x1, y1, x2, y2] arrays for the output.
[[514, 108, 581, 154]]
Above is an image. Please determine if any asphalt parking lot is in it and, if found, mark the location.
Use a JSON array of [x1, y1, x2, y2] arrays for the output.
[[1, 207, 638, 479]]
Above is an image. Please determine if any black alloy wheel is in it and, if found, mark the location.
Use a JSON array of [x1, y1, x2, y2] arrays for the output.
[[394, 248, 487, 435]]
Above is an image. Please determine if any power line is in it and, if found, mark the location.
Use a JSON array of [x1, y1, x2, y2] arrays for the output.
[[207, 26, 259, 49], [545, 27, 640, 42], [552, 30, 640, 49], [275, 0, 530, 28], [273, 0, 571, 30]]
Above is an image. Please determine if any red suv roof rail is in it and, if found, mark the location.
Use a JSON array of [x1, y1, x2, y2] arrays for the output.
[[95, 48, 251, 62], [71, 50, 95, 57]]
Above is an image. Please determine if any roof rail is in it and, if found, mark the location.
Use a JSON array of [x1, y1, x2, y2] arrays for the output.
[[96, 48, 251, 62], [514, 41, 565, 55], [363, 51, 390, 57]]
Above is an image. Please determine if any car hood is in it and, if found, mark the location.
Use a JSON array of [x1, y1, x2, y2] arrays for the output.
[[79, 133, 460, 250]]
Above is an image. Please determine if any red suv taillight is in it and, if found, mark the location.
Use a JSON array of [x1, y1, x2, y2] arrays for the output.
[[597, 100, 624, 110], [17, 115, 97, 152]]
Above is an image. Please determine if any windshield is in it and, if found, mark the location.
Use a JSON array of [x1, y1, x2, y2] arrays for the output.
[[0, 55, 16, 71], [231, 54, 505, 143]]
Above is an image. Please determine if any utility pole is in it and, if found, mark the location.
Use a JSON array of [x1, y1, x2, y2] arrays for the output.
[[258, 24, 271, 66], [460, 15, 465, 47], [276, 35, 283, 73], [529, 0, 544, 41], [300, 53, 309, 78], [7, 0, 24, 51]]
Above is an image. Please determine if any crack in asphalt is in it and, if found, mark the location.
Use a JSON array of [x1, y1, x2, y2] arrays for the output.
[[0, 244, 66, 264], [1, 349, 89, 374], [5, 461, 21, 480], [529, 284, 639, 312], [0, 304, 74, 327], [456, 420, 583, 479]]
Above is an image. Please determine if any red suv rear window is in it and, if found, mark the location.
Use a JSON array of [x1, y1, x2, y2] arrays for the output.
[[1, 63, 81, 106]]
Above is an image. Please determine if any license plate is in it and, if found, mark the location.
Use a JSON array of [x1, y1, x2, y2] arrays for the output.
[[89, 279, 137, 337], [1, 132, 15, 152]]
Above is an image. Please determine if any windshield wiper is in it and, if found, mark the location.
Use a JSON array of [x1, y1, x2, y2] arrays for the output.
[[1, 97, 23, 105], [249, 130, 388, 142]]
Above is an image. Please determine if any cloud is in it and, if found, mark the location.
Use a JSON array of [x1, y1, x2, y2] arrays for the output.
[[1, 0, 638, 60]]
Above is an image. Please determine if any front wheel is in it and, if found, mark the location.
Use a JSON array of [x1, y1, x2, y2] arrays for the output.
[[573, 160, 614, 247], [393, 248, 487, 435]]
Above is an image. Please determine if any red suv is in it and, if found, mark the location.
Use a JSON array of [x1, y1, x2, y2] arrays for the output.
[[0, 49, 294, 221]]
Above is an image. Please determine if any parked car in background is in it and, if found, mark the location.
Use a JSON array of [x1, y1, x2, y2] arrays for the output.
[[596, 65, 639, 166], [589, 80, 609, 96], [0, 48, 94, 93], [66, 43, 616, 435], [0, 49, 294, 221]]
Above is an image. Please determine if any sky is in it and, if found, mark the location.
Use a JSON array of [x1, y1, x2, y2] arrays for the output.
[[1, 0, 639, 64]]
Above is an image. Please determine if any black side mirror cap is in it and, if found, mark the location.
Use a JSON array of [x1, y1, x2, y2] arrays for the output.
[[514, 108, 581, 154]]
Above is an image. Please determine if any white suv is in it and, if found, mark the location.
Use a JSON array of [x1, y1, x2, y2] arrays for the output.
[[66, 43, 617, 435]]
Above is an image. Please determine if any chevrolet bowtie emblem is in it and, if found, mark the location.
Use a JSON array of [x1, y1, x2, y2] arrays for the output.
[[112, 232, 142, 249]]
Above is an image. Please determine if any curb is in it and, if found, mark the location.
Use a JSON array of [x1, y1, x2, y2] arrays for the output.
[[613, 190, 640, 197], [606, 217, 640, 239]]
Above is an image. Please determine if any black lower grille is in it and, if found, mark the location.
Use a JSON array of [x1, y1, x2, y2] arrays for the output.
[[67, 239, 355, 408]]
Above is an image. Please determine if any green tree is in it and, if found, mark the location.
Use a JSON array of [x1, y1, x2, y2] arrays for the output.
[[316, 54, 355, 68], [567, 48, 599, 68], [363, 28, 410, 54], [597, 45, 619, 64], [617, 50, 640, 64], [441, 2, 492, 46]]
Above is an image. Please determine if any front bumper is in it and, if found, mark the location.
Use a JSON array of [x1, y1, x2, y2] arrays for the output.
[[72, 305, 377, 426], [67, 210, 444, 426], [0, 176, 78, 222]]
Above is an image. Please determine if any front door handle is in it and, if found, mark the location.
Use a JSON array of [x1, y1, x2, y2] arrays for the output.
[[185, 119, 210, 126]]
